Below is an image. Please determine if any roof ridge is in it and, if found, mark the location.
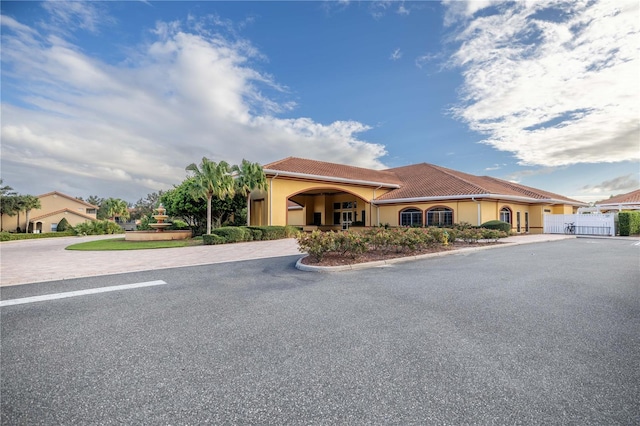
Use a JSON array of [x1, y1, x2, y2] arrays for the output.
[[37, 191, 100, 208], [428, 163, 488, 194], [30, 208, 96, 222]]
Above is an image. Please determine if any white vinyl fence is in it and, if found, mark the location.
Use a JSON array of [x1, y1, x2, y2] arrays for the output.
[[544, 213, 615, 236]]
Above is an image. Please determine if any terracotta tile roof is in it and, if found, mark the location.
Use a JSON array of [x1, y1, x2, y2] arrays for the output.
[[377, 163, 583, 203], [264, 157, 585, 205], [264, 157, 402, 186], [596, 189, 640, 205]]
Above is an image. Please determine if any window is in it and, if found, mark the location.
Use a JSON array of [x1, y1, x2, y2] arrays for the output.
[[516, 212, 521, 232], [427, 207, 453, 226], [400, 209, 422, 227], [500, 207, 511, 224], [86, 208, 97, 214], [50, 223, 58, 232]]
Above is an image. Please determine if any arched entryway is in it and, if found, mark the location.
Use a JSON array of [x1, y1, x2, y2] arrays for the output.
[[288, 187, 370, 229]]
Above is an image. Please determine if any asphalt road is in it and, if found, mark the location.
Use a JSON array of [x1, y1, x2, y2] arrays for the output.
[[1, 238, 639, 425]]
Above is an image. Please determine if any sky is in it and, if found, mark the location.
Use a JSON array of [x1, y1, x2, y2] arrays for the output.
[[1, 0, 638, 204]]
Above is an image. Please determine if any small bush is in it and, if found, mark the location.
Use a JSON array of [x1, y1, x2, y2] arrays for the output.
[[618, 211, 640, 236], [0, 232, 11, 242], [481, 229, 507, 242], [333, 231, 367, 258], [57, 218, 71, 232], [297, 230, 336, 261], [248, 228, 263, 241], [73, 220, 124, 235], [203, 234, 226, 245], [212, 227, 250, 243], [169, 219, 190, 230], [481, 220, 511, 233]]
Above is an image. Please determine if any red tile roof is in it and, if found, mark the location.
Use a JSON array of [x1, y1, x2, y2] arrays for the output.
[[596, 189, 640, 205], [264, 157, 402, 186], [264, 157, 585, 205]]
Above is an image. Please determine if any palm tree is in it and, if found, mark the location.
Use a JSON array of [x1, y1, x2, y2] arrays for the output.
[[186, 157, 235, 235], [102, 198, 130, 222], [20, 195, 41, 233], [0, 180, 17, 231], [232, 159, 268, 226]]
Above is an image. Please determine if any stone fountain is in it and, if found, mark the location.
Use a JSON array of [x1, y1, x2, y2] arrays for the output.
[[149, 204, 171, 232], [125, 204, 192, 241]]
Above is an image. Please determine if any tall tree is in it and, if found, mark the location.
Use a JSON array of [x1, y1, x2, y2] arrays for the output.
[[0, 180, 17, 231], [86, 195, 104, 207], [20, 195, 41, 233], [99, 198, 130, 221], [232, 159, 268, 226], [186, 157, 235, 235]]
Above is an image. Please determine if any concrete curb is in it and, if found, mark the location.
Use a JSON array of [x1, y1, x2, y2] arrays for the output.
[[295, 236, 575, 273]]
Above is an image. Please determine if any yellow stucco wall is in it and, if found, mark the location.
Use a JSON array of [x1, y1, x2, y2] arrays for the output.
[[1, 192, 98, 233], [257, 175, 576, 234], [264, 177, 393, 226]]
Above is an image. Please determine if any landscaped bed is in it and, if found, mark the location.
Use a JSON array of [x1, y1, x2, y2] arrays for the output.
[[297, 225, 508, 267]]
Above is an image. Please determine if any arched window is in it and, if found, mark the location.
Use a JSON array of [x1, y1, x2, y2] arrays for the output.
[[500, 207, 512, 224], [400, 208, 423, 227], [426, 207, 453, 226]]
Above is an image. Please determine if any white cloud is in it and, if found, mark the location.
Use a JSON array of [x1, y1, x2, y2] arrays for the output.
[[446, 0, 640, 167], [0, 12, 386, 200], [581, 174, 640, 194], [390, 48, 402, 61]]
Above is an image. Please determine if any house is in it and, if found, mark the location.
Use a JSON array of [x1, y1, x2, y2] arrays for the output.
[[250, 157, 587, 234], [592, 189, 640, 213], [1, 191, 98, 233]]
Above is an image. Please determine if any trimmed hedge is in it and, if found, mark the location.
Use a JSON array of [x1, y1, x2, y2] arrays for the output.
[[480, 220, 512, 233], [203, 225, 299, 246], [203, 234, 226, 245], [0, 231, 76, 241], [618, 211, 640, 236], [212, 227, 251, 243]]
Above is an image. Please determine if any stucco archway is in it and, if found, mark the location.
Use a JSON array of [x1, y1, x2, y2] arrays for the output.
[[287, 187, 371, 229]]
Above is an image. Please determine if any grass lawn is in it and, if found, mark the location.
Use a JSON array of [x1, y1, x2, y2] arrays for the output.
[[66, 238, 203, 251]]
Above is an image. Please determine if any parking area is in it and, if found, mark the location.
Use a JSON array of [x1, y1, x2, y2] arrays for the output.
[[1, 238, 638, 424]]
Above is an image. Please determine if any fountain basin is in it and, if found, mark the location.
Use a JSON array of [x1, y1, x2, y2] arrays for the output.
[[125, 230, 192, 241]]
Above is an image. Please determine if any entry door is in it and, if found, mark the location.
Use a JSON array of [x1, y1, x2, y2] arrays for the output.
[[342, 211, 353, 229]]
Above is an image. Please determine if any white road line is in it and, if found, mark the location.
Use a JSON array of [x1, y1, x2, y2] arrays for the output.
[[0, 280, 167, 307]]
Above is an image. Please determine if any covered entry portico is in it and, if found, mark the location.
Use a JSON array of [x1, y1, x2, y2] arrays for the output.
[[288, 188, 371, 229]]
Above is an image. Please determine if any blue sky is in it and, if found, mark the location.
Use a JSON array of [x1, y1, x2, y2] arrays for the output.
[[1, 0, 638, 204]]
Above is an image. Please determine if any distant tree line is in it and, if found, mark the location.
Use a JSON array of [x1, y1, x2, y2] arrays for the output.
[[1, 158, 266, 236]]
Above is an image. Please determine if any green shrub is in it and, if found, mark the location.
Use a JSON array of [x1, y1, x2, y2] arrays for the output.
[[212, 227, 250, 243], [333, 231, 367, 258], [481, 220, 511, 233], [57, 218, 71, 232], [481, 229, 507, 242], [248, 228, 263, 241], [296, 230, 337, 261], [203, 234, 226, 245], [73, 220, 124, 235], [618, 211, 640, 236], [0, 231, 76, 241], [169, 219, 190, 230], [246, 226, 296, 240], [457, 227, 482, 243]]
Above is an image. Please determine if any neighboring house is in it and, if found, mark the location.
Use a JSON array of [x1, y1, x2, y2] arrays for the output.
[[1, 191, 98, 233], [250, 157, 587, 234], [592, 189, 640, 213]]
